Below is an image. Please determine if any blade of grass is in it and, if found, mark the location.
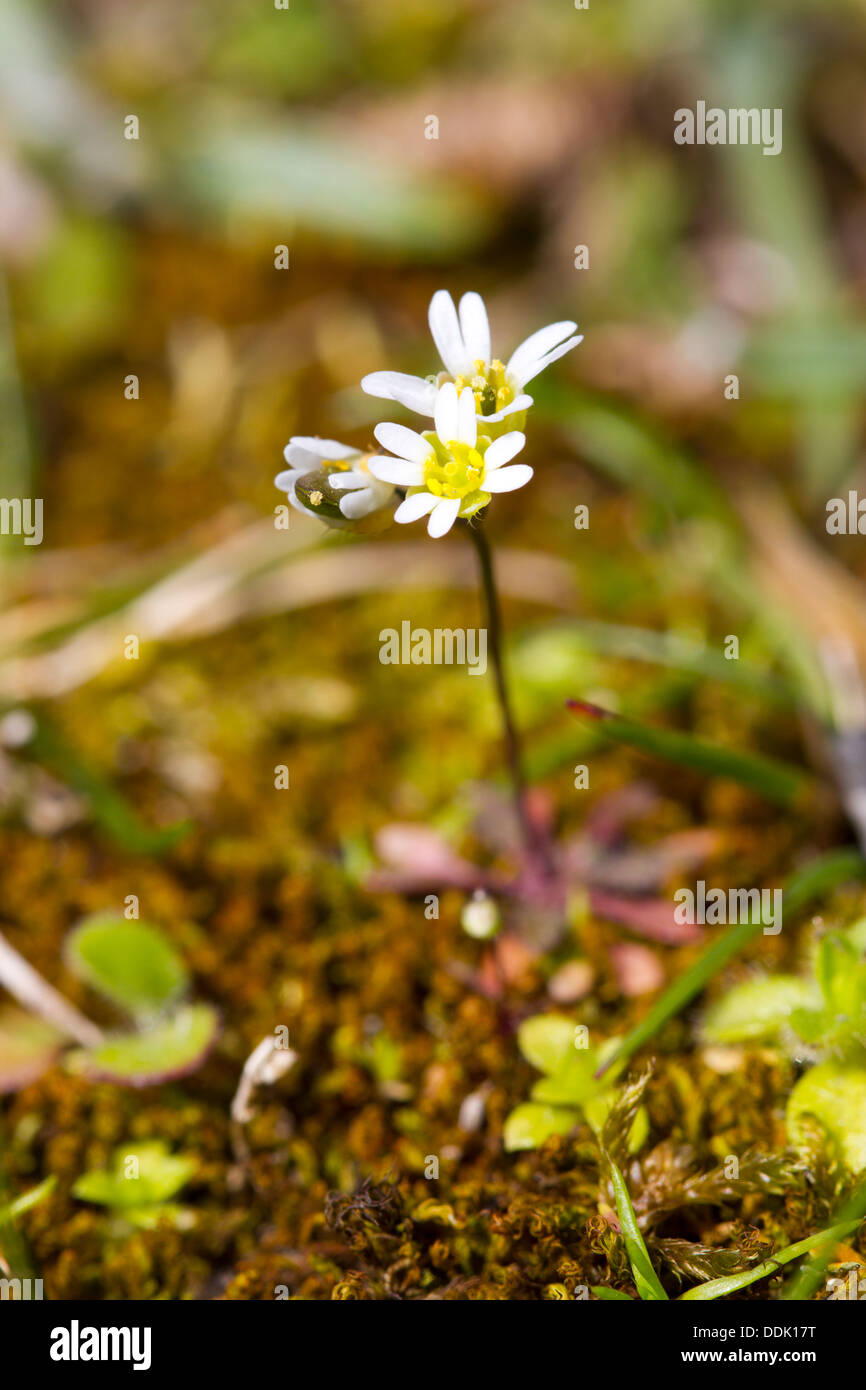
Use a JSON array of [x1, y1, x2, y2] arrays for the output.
[[0, 1118, 35, 1281], [783, 1180, 866, 1300], [566, 699, 810, 807], [596, 849, 866, 1079], [0, 1175, 55, 1224], [607, 1156, 668, 1300], [524, 620, 796, 707], [25, 715, 191, 856], [680, 1222, 860, 1301]]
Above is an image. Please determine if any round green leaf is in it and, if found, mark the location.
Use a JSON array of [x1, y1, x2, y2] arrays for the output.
[[65, 915, 189, 1018], [67, 1003, 218, 1087], [787, 1061, 866, 1172], [517, 1015, 578, 1074], [73, 1141, 196, 1209], [702, 976, 819, 1044], [503, 1103, 576, 1152], [530, 1049, 599, 1105]]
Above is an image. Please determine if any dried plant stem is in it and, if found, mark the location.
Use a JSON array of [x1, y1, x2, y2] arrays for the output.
[[0, 931, 103, 1049], [465, 522, 553, 877]]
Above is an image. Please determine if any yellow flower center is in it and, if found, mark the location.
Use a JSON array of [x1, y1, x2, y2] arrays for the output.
[[452, 359, 515, 417], [424, 441, 485, 500]]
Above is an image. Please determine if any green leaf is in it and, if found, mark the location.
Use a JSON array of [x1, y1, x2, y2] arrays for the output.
[[73, 1141, 195, 1209], [516, 1015, 577, 1074], [65, 916, 189, 1018], [503, 1103, 576, 1153], [680, 1222, 861, 1301], [566, 700, 809, 807], [845, 918, 866, 956], [702, 976, 819, 1044], [26, 716, 191, 856], [591, 1286, 634, 1301], [530, 1051, 600, 1105], [815, 934, 866, 1018], [0, 1175, 56, 1224], [787, 1062, 866, 1173], [607, 1157, 668, 1300], [67, 1003, 218, 1087], [784, 1182, 866, 1300]]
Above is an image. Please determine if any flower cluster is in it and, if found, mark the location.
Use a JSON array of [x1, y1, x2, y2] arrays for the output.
[[276, 290, 582, 539]]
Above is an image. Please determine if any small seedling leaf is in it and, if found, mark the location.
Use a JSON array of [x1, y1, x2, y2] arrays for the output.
[[503, 1103, 575, 1152], [67, 1003, 218, 1087], [65, 915, 189, 1018]]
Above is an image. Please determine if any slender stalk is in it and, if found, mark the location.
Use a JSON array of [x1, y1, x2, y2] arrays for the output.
[[464, 521, 552, 876], [0, 932, 103, 1048]]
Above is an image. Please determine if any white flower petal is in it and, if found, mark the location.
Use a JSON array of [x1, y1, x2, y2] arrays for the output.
[[274, 469, 301, 492], [368, 456, 426, 486], [457, 386, 477, 447], [327, 470, 370, 490], [339, 487, 380, 520], [434, 382, 460, 444], [395, 492, 439, 523], [516, 334, 583, 386], [373, 422, 432, 466], [286, 436, 358, 463], [361, 371, 437, 416], [506, 322, 579, 385], [458, 292, 491, 366], [477, 392, 534, 424], [283, 444, 320, 469], [484, 432, 525, 470], [427, 497, 461, 538], [483, 464, 534, 494], [428, 290, 470, 377]]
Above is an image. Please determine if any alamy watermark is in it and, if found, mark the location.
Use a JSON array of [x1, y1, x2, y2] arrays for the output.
[[826, 491, 866, 534], [0, 1276, 43, 1300], [674, 102, 782, 157], [0, 498, 43, 545], [674, 881, 782, 935], [379, 621, 487, 675]]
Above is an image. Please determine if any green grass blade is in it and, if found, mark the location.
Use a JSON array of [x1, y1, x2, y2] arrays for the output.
[[783, 1181, 866, 1300], [607, 1156, 668, 1301], [566, 700, 809, 807], [26, 716, 191, 856], [680, 1222, 860, 1301], [0, 1174, 56, 1224]]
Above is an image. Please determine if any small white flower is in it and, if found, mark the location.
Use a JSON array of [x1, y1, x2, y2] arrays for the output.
[[362, 289, 582, 426], [368, 383, 532, 538], [275, 437, 394, 525]]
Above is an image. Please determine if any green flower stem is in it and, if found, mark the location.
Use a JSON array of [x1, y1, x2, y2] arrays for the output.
[[464, 521, 553, 877]]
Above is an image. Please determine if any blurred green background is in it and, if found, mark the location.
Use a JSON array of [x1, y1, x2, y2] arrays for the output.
[[1, 0, 866, 841]]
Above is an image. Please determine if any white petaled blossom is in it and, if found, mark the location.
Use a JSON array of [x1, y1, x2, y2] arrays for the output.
[[275, 437, 395, 527], [361, 289, 582, 429], [368, 382, 533, 539]]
